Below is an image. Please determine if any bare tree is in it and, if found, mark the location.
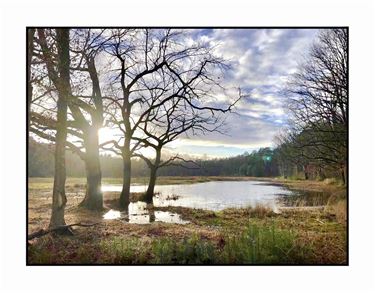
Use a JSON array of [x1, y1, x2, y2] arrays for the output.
[[29, 28, 241, 211], [30, 29, 113, 210], [66, 29, 112, 210], [101, 29, 240, 208], [34, 28, 71, 228], [133, 89, 240, 203], [284, 28, 348, 183]]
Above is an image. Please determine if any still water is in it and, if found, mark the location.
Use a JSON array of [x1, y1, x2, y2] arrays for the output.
[[127, 201, 189, 224], [103, 202, 190, 224], [102, 180, 329, 224], [102, 180, 296, 211]]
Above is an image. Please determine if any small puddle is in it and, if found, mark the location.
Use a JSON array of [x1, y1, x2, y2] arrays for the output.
[[154, 211, 189, 224], [103, 209, 122, 220], [128, 202, 150, 224], [103, 201, 189, 225]]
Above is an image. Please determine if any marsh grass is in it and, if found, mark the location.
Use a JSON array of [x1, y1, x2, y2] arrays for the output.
[[96, 223, 309, 264], [325, 199, 347, 225], [100, 237, 150, 264], [152, 234, 217, 264], [28, 221, 315, 264]]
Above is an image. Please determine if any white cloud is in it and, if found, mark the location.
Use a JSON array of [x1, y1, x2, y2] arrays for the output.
[[173, 29, 318, 157]]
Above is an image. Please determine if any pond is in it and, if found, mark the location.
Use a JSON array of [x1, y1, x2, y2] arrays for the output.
[[102, 180, 328, 212]]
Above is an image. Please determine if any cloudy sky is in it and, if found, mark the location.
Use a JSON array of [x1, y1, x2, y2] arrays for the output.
[[161, 28, 319, 159]]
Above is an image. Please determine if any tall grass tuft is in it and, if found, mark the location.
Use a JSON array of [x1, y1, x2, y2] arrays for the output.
[[152, 234, 216, 264], [220, 223, 309, 264], [100, 237, 149, 264], [151, 223, 312, 264]]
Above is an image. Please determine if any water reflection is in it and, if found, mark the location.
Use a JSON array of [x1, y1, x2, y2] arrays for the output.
[[103, 181, 294, 211], [277, 190, 330, 207], [103, 209, 122, 220], [129, 201, 148, 214], [129, 214, 150, 224], [128, 201, 150, 224], [102, 181, 331, 211], [103, 201, 189, 225], [154, 211, 189, 224]]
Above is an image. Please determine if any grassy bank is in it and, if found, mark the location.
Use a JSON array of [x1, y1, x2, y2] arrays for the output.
[[28, 205, 346, 264]]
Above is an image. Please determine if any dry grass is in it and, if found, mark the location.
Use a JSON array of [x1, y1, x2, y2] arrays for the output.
[[325, 199, 347, 225]]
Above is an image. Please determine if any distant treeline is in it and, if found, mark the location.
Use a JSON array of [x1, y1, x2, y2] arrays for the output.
[[28, 138, 339, 179], [29, 138, 344, 180], [29, 138, 283, 178]]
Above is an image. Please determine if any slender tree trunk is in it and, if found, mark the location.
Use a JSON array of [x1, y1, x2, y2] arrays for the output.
[[319, 167, 326, 180], [50, 93, 68, 228], [49, 29, 70, 229], [144, 149, 161, 204], [303, 165, 309, 180], [80, 127, 103, 210], [144, 167, 158, 204], [27, 28, 35, 132], [341, 164, 347, 186], [120, 138, 131, 209], [119, 83, 132, 209]]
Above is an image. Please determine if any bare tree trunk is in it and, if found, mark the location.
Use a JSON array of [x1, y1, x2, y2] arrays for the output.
[[149, 209, 156, 222], [49, 29, 70, 229], [120, 156, 131, 209], [143, 149, 161, 204], [50, 110, 67, 228], [119, 82, 132, 209], [144, 167, 157, 204], [27, 28, 35, 132], [80, 128, 103, 210], [120, 138, 131, 209], [283, 164, 287, 179], [341, 164, 347, 186], [79, 56, 104, 210], [319, 167, 326, 180], [303, 165, 309, 180]]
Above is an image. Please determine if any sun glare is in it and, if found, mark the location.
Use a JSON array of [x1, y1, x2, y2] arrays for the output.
[[98, 127, 116, 145], [98, 127, 157, 158]]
